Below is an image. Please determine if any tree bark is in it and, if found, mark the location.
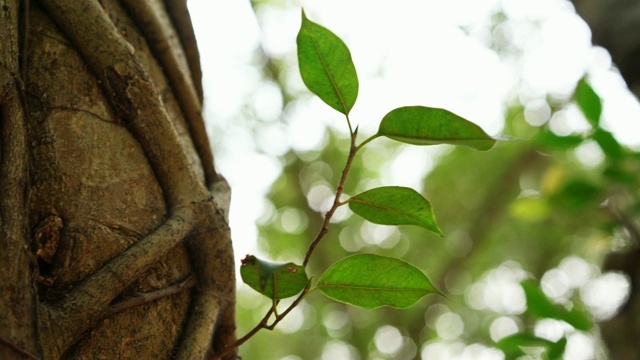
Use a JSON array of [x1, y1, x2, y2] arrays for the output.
[[572, 0, 640, 96], [0, 0, 236, 359], [571, 1, 640, 358]]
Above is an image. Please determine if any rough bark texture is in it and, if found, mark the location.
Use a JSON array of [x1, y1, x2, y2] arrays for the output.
[[0, 0, 236, 359], [571, 0, 640, 358]]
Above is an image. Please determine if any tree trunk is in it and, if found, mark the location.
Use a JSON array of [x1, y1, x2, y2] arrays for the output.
[[0, 1, 236, 359], [572, 0, 640, 96], [571, 1, 640, 358]]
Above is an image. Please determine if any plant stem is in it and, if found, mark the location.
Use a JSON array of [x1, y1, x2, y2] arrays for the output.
[[219, 115, 361, 356], [346, 114, 355, 135], [212, 283, 311, 359], [303, 127, 359, 267], [356, 133, 380, 151]]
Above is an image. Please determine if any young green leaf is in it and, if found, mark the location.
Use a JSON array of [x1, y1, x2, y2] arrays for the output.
[[521, 280, 592, 331], [346, 186, 442, 236], [240, 255, 308, 300], [575, 78, 602, 127], [378, 106, 496, 150], [297, 10, 358, 115], [316, 254, 443, 309]]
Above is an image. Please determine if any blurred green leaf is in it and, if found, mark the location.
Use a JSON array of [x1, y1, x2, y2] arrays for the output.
[[317, 254, 442, 309], [575, 78, 602, 127], [552, 179, 603, 211], [496, 333, 566, 360], [593, 128, 623, 159], [603, 164, 636, 185], [347, 186, 442, 236], [240, 255, 308, 300], [547, 337, 568, 360], [521, 280, 592, 331], [378, 106, 496, 150], [297, 10, 358, 115], [534, 131, 584, 151]]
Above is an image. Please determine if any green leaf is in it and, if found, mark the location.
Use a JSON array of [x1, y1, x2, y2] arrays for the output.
[[521, 280, 592, 331], [534, 131, 584, 151], [592, 128, 623, 159], [347, 186, 442, 236], [603, 164, 635, 185], [317, 254, 443, 309], [240, 255, 308, 300], [575, 78, 602, 127], [378, 106, 496, 150], [552, 179, 602, 211], [496, 333, 566, 360], [547, 337, 568, 360], [297, 10, 358, 115], [496, 333, 551, 359]]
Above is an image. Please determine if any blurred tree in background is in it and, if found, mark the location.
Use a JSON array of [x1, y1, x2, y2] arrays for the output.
[[214, 1, 640, 359]]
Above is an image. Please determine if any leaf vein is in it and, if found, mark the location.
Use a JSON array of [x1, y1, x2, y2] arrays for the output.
[[305, 27, 349, 115]]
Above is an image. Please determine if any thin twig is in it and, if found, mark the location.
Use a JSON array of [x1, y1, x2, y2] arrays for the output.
[[263, 283, 311, 330], [219, 119, 361, 354], [212, 283, 311, 359], [303, 128, 359, 267]]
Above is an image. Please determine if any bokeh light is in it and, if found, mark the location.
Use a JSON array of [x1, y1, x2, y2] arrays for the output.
[[185, 0, 640, 358]]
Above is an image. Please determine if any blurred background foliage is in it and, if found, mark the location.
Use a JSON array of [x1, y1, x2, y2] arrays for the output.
[[208, 1, 640, 359]]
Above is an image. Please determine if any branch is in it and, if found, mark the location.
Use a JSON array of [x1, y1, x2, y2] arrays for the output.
[[163, 0, 204, 102], [121, 0, 217, 184], [304, 129, 359, 266], [212, 283, 311, 359], [220, 122, 360, 354], [38, 203, 207, 358]]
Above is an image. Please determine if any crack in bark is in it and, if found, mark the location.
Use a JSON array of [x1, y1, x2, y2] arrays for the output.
[[46, 106, 116, 124], [0, 335, 39, 360], [106, 275, 197, 318]]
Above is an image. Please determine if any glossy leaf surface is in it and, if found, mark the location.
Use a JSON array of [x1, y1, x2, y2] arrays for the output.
[[297, 10, 358, 115], [347, 186, 442, 236], [378, 106, 496, 150], [317, 254, 442, 309]]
